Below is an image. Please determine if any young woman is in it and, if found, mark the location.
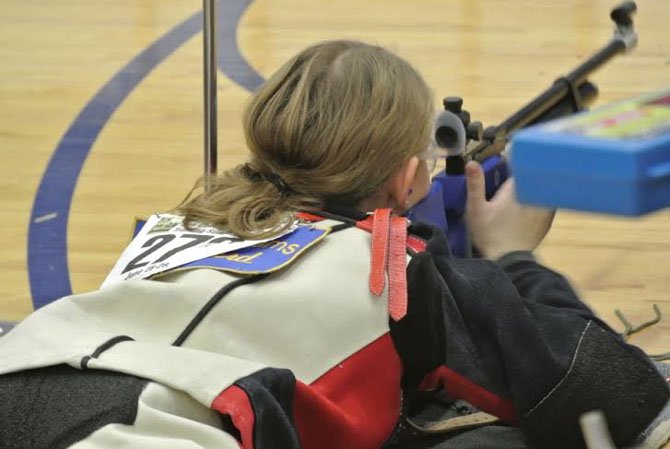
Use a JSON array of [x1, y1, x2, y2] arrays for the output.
[[0, 40, 667, 449]]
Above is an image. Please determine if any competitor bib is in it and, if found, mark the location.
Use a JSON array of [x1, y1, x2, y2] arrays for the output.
[[159, 224, 329, 276], [102, 214, 328, 288]]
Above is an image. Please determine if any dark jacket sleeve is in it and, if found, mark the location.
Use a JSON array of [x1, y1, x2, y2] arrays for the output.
[[392, 229, 669, 449], [496, 251, 603, 320]]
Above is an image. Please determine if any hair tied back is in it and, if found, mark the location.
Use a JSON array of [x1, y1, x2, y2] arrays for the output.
[[242, 163, 296, 198]]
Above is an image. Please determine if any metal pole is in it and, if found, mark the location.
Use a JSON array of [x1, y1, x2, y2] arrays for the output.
[[203, 0, 218, 193]]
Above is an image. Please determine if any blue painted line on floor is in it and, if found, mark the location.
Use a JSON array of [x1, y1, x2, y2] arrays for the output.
[[27, 11, 203, 309], [27, 0, 263, 311], [217, 0, 265, 91]]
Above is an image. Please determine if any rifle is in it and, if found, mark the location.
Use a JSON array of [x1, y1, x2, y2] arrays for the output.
[[407, 1, 638, 257]]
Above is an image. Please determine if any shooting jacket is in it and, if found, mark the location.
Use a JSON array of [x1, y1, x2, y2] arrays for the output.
[[0, 210, 668, 449]]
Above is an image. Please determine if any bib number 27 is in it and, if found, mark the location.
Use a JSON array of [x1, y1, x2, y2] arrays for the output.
[[122, 233, 241, 274]]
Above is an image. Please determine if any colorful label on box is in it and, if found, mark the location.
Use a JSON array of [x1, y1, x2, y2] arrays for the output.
[[545, 89, 670, 140]]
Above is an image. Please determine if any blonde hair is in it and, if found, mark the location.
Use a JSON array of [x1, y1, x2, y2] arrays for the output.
[[178, 40, 434, 238]]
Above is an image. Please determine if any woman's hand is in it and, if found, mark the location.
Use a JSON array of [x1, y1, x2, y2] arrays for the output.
[[465, 160, 555, 261]]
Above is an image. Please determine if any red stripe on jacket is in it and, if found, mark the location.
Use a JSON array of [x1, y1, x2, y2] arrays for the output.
[[212, 333, 402, 449], [211, 385, 256, 449], [419, 365, 518, 424]]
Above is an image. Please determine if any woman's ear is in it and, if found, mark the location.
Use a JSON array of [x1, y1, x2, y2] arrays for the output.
[[388, 156, 420, 212]]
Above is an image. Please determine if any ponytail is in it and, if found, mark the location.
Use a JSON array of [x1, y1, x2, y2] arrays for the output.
[[178, 164, 319, 239]]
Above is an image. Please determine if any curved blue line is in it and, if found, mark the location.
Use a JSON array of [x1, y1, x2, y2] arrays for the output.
[[27, 11, 203, 308], [28, 0, 263, 310], [217, 0, 265, 91]]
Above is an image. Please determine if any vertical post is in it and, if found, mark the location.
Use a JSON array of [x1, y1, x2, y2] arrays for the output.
[[203, 0, 218, 193]]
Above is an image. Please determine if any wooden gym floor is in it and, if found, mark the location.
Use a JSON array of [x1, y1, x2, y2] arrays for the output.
[[0, 0, 668, 367]]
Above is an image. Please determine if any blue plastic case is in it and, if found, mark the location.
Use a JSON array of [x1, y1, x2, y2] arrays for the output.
[[511, 88, 670, 215]]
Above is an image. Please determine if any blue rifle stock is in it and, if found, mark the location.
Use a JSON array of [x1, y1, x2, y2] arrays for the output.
[[407, 156, 508, 257]]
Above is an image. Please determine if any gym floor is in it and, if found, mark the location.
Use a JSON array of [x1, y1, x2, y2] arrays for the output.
[[1, 0, 668, 363]]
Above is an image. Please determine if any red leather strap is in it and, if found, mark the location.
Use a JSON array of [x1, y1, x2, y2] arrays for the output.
[[358, 216, 426, 255], [357, 211, 423, 319], [369, 209, 391, 296], [355, 217, 373, 233], [296, 212, 326, 222], [387, 216, 408, 321], [407, 235, 427, 253], [297, 210, 427, 256]]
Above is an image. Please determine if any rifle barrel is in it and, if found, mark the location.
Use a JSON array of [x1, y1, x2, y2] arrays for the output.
[[496, 39, 625, 137]]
